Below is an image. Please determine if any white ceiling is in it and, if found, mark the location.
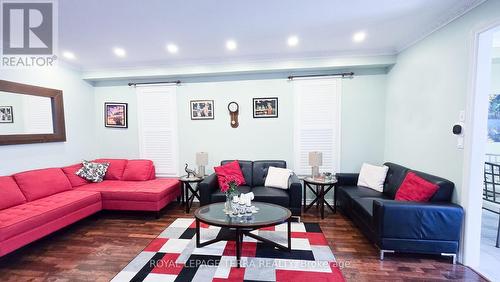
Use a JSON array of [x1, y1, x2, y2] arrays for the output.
[[58, 0, 484, 70]]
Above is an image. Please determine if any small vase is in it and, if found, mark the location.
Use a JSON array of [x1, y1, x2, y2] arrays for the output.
[[224, 192, 232, 214]]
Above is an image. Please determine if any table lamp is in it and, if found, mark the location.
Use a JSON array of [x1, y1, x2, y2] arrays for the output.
[[196, 152, 208, 177], [309, 151, 322, 178]]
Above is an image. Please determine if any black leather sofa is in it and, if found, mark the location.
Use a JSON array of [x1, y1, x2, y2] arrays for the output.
[[337, 162, 464, 263], [199, 160, 302, 216]]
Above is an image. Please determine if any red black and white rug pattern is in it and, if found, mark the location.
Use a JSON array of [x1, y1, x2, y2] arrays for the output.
[[112, 218, 345, 282]]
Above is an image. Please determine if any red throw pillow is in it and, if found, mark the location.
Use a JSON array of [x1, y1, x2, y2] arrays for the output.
[[94, 158, 128, 180], [214, 160, 246, 190], [395, 172, 439, 202], [122, 159, 154, 181], [62, 163, 90, 187], [0, 176, 27, 210]]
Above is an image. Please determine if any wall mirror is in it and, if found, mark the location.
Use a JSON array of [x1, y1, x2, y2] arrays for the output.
[[0, 80, 66, 145]]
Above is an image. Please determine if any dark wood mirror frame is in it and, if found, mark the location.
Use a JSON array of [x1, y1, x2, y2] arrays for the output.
[[0, 80, 66, 145]]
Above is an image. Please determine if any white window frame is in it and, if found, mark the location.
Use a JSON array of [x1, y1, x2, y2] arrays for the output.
[[293, 78, 342, 176], [136, 85, 179, 177]]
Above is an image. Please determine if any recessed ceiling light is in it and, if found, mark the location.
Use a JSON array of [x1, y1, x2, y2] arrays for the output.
[[113, 47, 126, 57], [226, 40, 237, 51], [166, 44, 178, 54], [353, 31, 366, 43], [287, 35, 299, 47], [62, 51, 76, 60]]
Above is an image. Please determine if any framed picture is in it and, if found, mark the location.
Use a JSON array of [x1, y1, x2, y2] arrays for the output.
[[488, 94, 500, 142], [0, 106, 13, 123], [253, 97, 278, 118], [190, 100, 214, 120], [105, 102, 128, 128]]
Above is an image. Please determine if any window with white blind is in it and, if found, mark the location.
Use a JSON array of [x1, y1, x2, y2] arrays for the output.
[[136, 86, 179, 177], [293, 78, 341, 176]]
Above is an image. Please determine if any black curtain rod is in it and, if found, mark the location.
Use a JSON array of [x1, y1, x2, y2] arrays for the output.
[[288, 72, 354, 80], [128, 80, 181, 87]]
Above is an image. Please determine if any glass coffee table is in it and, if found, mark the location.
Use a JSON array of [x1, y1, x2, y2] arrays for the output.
[[194, 202, 291, 268]]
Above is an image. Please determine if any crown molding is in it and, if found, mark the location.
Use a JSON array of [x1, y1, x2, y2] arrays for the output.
[[396, 0, 486, 53], [81, 53, 397, 82]]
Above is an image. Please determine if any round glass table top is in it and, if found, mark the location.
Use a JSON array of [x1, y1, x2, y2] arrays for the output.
[[194, 202, 291, 228], [303, 176, 338, 185]]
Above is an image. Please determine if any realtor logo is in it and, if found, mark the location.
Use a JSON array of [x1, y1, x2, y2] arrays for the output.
[[1, 1, 57, 67]]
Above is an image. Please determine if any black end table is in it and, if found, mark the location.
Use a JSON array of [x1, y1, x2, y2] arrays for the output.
[[194, 202, 291, 268], [303, 177, 338, 219], [180, 175, 204, 213]]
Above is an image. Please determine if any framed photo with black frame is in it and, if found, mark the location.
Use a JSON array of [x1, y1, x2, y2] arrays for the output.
[[190, 100, 214, 120], [105, 102, 128, 128], [253, 97, 278, 118], [0, 106, 13, 123]]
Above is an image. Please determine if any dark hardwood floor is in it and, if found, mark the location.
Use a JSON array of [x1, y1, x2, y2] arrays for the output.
[[0, 202, 487, 282]]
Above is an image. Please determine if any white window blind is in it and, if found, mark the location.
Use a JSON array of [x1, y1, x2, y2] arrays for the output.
[[137, 86, 179, 177], [293, 78, 341, 176]]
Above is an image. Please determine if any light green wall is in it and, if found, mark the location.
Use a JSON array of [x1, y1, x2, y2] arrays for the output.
[[94, 85, 140, 158], [0, 65, 96, 175], [384, 0, 500, 203], [93, 74, 387, 176], [342, 75, 387, 172]]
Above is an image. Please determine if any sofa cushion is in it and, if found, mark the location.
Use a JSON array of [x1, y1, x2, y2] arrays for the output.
[[253, 160, 286, 187], [215, 160, 246, 189], [122, 160, 154, 181], [0, 190, 101, 241], [150, 165, 156, 180], [351, 197, 376, 218], [94, 158, 128, 180], [251, 186, 289, 207], [395, 172, 439, 202], [337, 185, 385, 200], [0, 176, 26, 210], [77, 179, 180, 202], [13, 168, 73, 201], [62, 163, 90, 187], [211, 186, 252, 203], [221, 160, 253, 186], [383, 163, 410, 199]]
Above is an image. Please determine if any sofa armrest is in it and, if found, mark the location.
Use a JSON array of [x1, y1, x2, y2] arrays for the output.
[[288, 173, 302, 212], [336, 173, 359, 186], [372, 199, 464, 242], [199, 173, 219, 206]]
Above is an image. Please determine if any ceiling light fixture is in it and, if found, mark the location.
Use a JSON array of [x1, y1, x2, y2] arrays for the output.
[[353, 31, 366, 43], [62, 51, 76, 60], [113, 47, 126, 57], [287, 35, 299, 47], [226, 40, 237, 51], [166, 44, 178, 54]]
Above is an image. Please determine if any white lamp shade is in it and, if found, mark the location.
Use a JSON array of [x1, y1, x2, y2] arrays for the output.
[[308, 151, 323, 166], [196, 152, 208, 166]]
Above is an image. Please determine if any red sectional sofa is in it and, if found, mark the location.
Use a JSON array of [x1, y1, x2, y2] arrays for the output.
[[0, 159, 180, 257]]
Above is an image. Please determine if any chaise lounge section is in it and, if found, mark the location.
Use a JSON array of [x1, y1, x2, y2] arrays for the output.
[[0, 159, 180, 257]]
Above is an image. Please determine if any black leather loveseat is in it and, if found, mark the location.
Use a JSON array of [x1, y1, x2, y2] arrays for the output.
[[337, 162, 464, 263], [199, 160, 302, 216]]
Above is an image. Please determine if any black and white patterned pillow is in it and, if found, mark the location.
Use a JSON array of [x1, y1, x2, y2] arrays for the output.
[[75, 160, 110, 183]]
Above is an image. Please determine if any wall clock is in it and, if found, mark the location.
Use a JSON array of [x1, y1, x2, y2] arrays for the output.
[[228, 101, 239, 128]]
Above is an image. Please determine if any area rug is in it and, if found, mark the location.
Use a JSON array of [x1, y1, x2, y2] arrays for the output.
[[111, 218, 345, 282]]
